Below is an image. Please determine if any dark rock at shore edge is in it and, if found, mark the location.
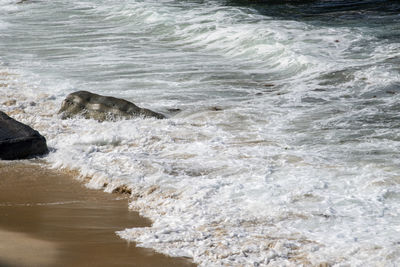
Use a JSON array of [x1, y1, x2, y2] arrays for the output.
[[0, 111, 49, 160], [58, 91, 165, 121]]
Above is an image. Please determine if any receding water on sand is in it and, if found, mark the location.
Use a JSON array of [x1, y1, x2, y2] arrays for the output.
[[0, 162, 195, 267]]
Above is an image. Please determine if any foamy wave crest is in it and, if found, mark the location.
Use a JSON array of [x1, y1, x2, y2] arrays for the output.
[[92, 0, 365, 81]]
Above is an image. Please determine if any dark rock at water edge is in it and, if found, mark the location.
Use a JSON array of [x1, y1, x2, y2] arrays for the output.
[[59, 91, 165, 121], [0, 111, 48, 160]]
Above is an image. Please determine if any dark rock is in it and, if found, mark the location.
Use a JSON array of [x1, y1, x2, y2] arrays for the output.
[[0, 111, 48, 160], [59, 91, 165, 121], [263, 83, 274, 87], [209, 106, 222, 111], [167, 108, 182, 114]]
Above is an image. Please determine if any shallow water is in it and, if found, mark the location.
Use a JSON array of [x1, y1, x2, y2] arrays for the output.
[[1, 0, 400, 265]]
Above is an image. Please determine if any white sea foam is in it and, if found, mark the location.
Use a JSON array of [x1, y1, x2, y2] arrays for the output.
[[1, 0, 400, 266]]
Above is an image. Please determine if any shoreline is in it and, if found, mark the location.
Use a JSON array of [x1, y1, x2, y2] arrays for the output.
[[0, 161, 195, 267]]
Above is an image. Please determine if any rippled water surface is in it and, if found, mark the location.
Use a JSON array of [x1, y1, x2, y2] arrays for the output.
[[1, 0, 400, 265]]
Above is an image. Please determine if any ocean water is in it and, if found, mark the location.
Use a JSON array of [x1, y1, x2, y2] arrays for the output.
[[1, 0, 400, 265]]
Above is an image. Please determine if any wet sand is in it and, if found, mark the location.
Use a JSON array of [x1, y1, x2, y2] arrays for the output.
[[0, 162, 195, 267]]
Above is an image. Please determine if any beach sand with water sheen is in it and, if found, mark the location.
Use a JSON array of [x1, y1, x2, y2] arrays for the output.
[[0, 162, 195, 267]]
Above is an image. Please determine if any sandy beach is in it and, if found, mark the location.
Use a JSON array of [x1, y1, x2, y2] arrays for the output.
[[0, 162, 195, 267]]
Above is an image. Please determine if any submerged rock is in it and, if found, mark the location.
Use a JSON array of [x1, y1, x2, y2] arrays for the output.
[[59, 91, 165, 121], [0, 111, 48, 160]]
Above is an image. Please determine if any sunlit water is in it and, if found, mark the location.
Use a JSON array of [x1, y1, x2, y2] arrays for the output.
[[1, 0, 400, 265]]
